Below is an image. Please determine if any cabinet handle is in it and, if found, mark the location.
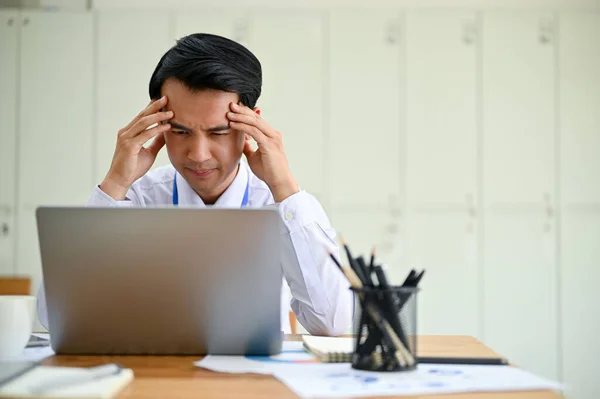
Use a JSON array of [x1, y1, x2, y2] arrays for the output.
[[1, 223, 8, 237], [462, 19, 477, 44], [384, 20, 401, 45], [539, 17, 554, 45], [465, 193, 476, 218], [23, 17, 29, 25], [233, 20, 248, 43], [7, 17, 14, 26]]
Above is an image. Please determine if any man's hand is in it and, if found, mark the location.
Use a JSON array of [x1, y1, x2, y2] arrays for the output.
[[100, 96, 173, 200], [227, 102, 299, 202]]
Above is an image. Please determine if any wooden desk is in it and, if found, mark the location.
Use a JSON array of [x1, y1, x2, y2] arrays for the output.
[[41, 335, 561, 399]]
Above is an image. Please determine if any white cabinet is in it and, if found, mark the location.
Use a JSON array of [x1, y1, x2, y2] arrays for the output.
[[482, 12, 558, 380], [559, 12, 600, 399], [483, 12, 556, 206], [484, 211, 557, 379], [95, 11, 172, 183], [561, 211, 600, 399], [559, 12, 600, 207], [406, 11, 478, 206], [247, 12, 326, 201], [407, 213, 478, 336], [404, 11, 480, 337], [328, 11, 403, 207], [0, 10, 19, 276], [17, 11, 94, 302]]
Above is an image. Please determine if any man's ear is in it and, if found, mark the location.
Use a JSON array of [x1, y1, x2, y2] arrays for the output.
[[253, 106, 261, 117]]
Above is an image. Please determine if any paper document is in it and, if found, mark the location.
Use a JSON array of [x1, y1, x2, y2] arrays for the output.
[[195, 341, 318, 374], [273, 362, 562, 398], [0, 365, 133, 398], [196, 342, 562, 398], [1, 346, 55, 363]]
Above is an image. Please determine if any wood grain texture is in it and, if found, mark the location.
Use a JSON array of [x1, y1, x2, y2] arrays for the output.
[[0, 276, 31, 295], [41, 335, 562, 399]]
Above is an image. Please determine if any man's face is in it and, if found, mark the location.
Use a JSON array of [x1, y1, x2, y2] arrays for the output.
[[162, 78, 245, 203]]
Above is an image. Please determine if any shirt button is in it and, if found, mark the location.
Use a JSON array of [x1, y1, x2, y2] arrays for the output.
[[284, 212, 294, 221]]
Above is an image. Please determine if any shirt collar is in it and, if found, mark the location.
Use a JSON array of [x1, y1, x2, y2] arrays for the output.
[[174, 161, 249, 208]]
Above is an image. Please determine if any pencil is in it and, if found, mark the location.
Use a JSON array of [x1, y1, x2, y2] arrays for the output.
[[340, 236, 361, 275], [369, 247, 376, 274], [356, 256, 374, 286], [418, 356, 508, 366], [328, 251, 414, 367], [402, 269, 417, 286], [411, 270, 426, 287]]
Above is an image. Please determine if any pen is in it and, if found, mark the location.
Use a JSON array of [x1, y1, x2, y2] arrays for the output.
[[418, 356, 509, 365], [30, 363, 123, 394]]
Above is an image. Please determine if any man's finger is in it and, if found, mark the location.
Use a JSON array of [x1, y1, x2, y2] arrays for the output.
[[229, 121, 268, 145], [146, 132, 166, 158], [121, 96, 168, 133], [123, 111, 173, 139], [131, 122, 170, 148], [226, 111, 278, 139]]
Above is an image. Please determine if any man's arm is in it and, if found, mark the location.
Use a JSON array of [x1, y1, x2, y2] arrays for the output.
[[277, 191, 354, 336], [225, 103, 354, 335]]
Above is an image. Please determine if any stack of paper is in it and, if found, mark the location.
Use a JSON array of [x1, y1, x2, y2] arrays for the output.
[[0, 366, 133, 399], [302, 336, 354, 363]]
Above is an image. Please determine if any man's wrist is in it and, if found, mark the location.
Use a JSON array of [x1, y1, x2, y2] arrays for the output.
[[99, 177, 130, 201], [270, 178, 300, 203]]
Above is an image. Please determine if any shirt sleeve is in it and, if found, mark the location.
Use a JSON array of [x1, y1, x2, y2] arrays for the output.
[[86, 185, 141, 206], [276, 191, 354, 336]]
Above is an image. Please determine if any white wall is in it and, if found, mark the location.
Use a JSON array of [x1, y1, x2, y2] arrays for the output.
[[0, 6, 599, 399]]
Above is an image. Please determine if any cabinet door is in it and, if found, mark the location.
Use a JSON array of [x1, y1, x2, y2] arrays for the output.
[[328, 11, 403, 207], [482, 12, 558, 380], [483, 12, 556, 206], [404, 11, 480, 338], [406, 212, 479, 336], [247, 12, 326, 201], [95, 11, 172, 183], [559, 12, 600, 206], [561, 211, 600, 399], [17, 11, 94, 307], [406, 11, 478, 206], [559, 12, 600, 399], [0, 10, 19, 275], [484, 211, 558, 380]]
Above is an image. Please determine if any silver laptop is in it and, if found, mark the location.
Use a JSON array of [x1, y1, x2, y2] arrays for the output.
[[36, 207, 283, 356]]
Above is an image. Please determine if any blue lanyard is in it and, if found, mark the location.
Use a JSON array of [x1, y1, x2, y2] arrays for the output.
[[172, 173, 250, 207]]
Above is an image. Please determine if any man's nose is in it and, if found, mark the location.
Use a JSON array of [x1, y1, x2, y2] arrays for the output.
[[187, 135, 212, 163]]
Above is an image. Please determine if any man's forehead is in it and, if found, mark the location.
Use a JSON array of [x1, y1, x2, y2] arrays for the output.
[[162, 80, 238, 130]]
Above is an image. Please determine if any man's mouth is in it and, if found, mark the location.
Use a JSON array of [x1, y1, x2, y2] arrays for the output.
[[186, 167, 216, 178]]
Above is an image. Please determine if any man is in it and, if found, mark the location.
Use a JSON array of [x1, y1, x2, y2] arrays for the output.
[[37, 33, 353, 336]]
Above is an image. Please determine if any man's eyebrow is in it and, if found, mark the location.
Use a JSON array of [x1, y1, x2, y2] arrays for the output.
[[169, 121, 193, 131], [206, 125, 231, 133]]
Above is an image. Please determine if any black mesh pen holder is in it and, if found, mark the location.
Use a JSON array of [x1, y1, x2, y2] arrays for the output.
[[351, 286, 419, 372]]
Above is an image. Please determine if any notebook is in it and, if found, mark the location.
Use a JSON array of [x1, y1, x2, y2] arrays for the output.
[[302, 336, 354, 363], [0, 365, 133, 399]]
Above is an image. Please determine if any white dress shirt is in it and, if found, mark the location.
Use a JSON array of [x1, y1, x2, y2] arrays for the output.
[[37, 162, 353, 336]]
